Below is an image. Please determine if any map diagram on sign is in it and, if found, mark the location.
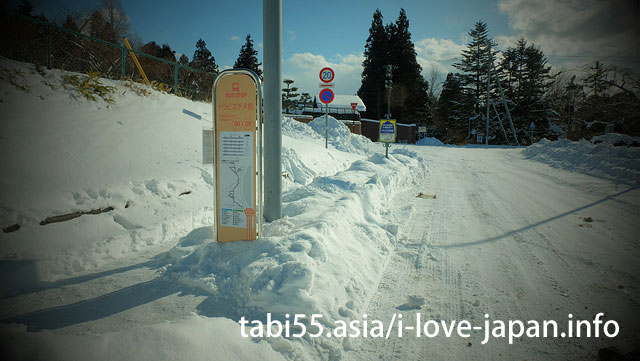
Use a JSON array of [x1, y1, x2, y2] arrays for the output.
[[219, 131, 254, 228]]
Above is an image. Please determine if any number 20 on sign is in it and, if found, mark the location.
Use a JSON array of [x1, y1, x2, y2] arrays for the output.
[[319, 67, 334, 83]]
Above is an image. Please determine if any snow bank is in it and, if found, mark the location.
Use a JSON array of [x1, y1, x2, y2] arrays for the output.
[[0, 58, 215, 281], [308, 115, 372, 155], [591, 133, 640, 147], [523, 138, 640, 186], [163, 137, 424, 359], [416, 137, 445, 146], [0, 315, 286, 361], [0, 58, 427, 360], [281, 116, 364, 188]]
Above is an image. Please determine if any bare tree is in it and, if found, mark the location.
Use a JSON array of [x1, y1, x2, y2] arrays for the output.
[[427, 66, 443, 99], [97, 0, 129, 42]]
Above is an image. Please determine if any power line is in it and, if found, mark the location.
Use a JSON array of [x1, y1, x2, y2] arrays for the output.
[[561, 45, 640, 72]]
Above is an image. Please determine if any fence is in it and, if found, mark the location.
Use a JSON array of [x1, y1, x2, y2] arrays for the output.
[[0, 13, 216, 101]]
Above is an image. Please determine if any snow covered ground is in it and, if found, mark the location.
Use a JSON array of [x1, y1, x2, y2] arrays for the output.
[[1, 58, 639, 360]]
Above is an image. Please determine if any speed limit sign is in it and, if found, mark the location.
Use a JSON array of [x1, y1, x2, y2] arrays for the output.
[[319, 67, 334, 83]]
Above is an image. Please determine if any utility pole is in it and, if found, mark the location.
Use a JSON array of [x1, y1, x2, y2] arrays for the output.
[[385, 65, 393, 119], [263, 0, 282, 222], [384, 65, 394, 158], [485, 44, 491, 145]]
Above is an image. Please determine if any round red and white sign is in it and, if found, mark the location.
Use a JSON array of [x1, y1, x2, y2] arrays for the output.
[[319, 88, 334, 104], [319, 67, 334, 83]]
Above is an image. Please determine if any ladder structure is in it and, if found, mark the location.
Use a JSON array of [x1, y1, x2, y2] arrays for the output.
[[484, 46, 520, 146]]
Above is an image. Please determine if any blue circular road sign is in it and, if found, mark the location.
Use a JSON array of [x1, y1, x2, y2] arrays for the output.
[[319, 88, 334, 104]]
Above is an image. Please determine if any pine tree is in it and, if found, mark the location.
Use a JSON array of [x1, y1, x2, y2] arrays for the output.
[[140, 41, 176, 85], [437, 73, 473, 143], [386, 8, 430, 123], [18, 0, 34, 16], [62, 15, 79, 31], [189, 39, 218, 100], [497, 38, 553, 142], [282, 79, 300, 114], [583, 61, 609, 99], [234, 34, 262, 80], [453, 20, 496, 134], [191, 38, 219, 73], [358, 8, 388, 120]]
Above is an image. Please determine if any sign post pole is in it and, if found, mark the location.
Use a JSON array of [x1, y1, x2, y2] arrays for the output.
[[325, 103, 328, 149], [318, 67, 335, 149]]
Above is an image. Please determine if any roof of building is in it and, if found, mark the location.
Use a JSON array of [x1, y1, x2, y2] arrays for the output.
[[311, 94, 366, 112]]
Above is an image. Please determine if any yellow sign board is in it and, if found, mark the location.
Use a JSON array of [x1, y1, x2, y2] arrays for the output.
[[379, 119, 396, 143], [213, 70, 262, 242]]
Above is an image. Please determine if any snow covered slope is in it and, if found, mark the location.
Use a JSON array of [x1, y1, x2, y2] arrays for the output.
[[523, 138, 640, 186], [0, 58, 424, 360]]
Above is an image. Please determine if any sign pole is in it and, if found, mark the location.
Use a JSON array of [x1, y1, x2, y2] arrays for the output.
[[325, 103, 328, 149], [318, 67, 335, 149], [384, 111, 390, 159], [263, 0, 282, 222]]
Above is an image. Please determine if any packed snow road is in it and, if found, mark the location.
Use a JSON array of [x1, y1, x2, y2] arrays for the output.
[[349, 145, 639, 360]]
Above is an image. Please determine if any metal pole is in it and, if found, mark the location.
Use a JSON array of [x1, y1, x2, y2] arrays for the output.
[[485, 44, 490, 145], [121, 48, 126, 78], [387, 88, 391, 119], [263, 0, 282, 222], [325, 103, 328, 148], [45, 24, 51, 69], [174, 63, 179, 94], [491, 100, 510, 144], [490, 54, 520, 146]]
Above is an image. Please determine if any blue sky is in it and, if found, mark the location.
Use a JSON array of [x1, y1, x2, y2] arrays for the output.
[[9, 0, 639, 96]]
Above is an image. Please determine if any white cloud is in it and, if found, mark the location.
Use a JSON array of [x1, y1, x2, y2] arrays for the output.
[[414, 38, 466, 81], [498, 0, 640, 73], [287, 30, 296, 41], [284, 52, 364, 96], [230, 35, 240, 41]]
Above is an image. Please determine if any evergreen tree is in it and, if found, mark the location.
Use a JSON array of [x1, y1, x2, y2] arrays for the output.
[[18, 0, 34, 16], [140, 41, 176, 85], [299, 92, 312, 109], [179, 54, 189, 66], [582, 61, 609, 99], [282, 79, 300, 114], [234, 34, 262, 80], [189, 38, 218, 100], [358, 8, 429, 123], [62, 15, 79, 31], [191, 38, 219, 73], [497, 38, 553, 142], [386, 8, 430, 123], [437, 73, 473, 143], [453, 21, 496, 135], [358, 8, 388, 120]]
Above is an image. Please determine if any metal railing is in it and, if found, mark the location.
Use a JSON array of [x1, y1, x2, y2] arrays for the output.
[[1, 13, 216, 100]]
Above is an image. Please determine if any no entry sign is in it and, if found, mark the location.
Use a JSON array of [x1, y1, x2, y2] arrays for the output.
[[319, 88, 334, 104]]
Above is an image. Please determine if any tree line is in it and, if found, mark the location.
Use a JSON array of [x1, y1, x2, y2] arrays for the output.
[[0, 0, 263, 101], [359, 10, 640, 144]]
